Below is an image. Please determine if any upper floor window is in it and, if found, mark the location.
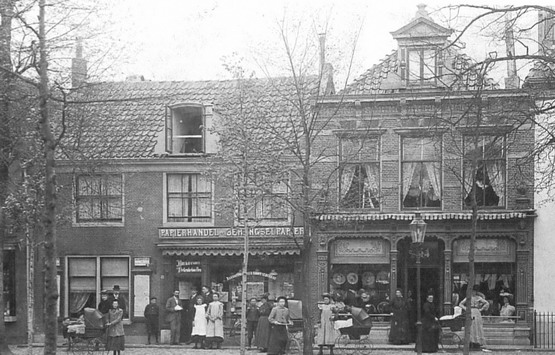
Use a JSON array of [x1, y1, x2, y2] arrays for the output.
[[339, 136, 380, 209], [167, 173, 212, 222], [76, 174, 123, 222], [402, 136, 442, 209], [463, 136, 505, 208], [407, 49, 436, 85], [166, 105, 204, 154], [238, 179, 288, 221]]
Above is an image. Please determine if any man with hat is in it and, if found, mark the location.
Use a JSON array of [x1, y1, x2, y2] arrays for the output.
[[98, 290, 111, 314], [109, 285, 127, 318]]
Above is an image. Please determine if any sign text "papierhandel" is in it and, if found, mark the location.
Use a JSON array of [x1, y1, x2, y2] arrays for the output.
[[159, 226, 304, 238]]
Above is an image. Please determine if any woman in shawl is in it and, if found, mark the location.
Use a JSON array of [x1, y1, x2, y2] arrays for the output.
[[105, 300, 125, 355], [205, 293, 224, 349], [459, 285, 490, 351], [388, 289, 410, 344], [316, 293, 340, 355], [190, 296, 207, 349], [419, 293, 440, 353], [255, 294, 272, 352]]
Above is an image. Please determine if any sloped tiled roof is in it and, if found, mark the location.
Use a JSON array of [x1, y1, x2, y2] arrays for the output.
[[341, 48, 498, 96], [61, 77, 313, 160]]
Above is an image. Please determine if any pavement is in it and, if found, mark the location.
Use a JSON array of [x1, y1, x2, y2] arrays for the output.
[[9, 344, 547, 355]]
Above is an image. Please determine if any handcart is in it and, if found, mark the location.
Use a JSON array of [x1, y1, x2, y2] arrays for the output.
[[438, 313, 464, 351], [334, 306, 373, 355], [66, 308, 106, 354]]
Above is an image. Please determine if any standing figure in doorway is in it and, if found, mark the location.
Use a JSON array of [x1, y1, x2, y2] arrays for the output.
[[316, 293, 340, 355], [205, 293, 224, 349], [255, 294, 272, 352], [459, 285, 490, 351], [388, 289, 410, 344], [190, 296, 207, 349], [105, 300, 125, 355], [419, 294, 440, 353], [267, 296, 292, 355], [246, 297, 260, 349], [165, 290, 183, 345], [143, 297, 159, 345], [109, 285, 126, 318]]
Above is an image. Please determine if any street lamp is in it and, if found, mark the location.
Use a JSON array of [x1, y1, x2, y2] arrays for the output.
[[410, 212, 427, 355]]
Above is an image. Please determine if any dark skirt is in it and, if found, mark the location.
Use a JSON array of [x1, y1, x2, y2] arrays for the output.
[[418, 321, 440, 353], [106, 335, 125, 351], [267, 324, 288, 355], [255, 316, 271, 349], [389, 311, 410, 344]]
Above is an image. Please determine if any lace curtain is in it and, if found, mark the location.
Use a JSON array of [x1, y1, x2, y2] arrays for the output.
[[69, 292, 91, 314]]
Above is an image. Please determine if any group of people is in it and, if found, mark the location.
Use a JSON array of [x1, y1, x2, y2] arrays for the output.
[[97, 286, 127, 355]]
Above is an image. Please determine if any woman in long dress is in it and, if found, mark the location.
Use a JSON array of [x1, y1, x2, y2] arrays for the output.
[[419, 294, 440, 353], [316, 293, 340, 355], [106, 300, 125, 355], [255, 295, 272, 352], [190, 297, 207, 349], [205, 293, 224, 349], [459, 285, 489, 350], [267, 296, 292, 355], [388, 289, 410, 344]]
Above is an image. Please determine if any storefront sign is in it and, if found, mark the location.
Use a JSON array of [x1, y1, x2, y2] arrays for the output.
[[176, 260, 202, 273], [159, 226, 305, 239], [453, 238, 515, 263], [330, 238, 390, 264], [133, 257, 151, 267], [225, 271, 277, 281]]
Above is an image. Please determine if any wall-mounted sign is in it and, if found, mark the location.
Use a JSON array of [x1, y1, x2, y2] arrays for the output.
[[176, 260, 202, 273], [159, 226, 304, 239], [134, 257, 151, 267], [226, 271, 277, 281], [331, 238, 390, 264]]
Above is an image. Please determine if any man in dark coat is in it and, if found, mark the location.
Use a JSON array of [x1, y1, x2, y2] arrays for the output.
[[144, 297, 160, 345], [97, 290, 111, 315], [165, 290, 183, 345], [108, 285, 127, 318]]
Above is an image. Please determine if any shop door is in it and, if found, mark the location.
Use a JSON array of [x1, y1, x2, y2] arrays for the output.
[[177, 278, 201, 342], [406, 267, 440, 307]]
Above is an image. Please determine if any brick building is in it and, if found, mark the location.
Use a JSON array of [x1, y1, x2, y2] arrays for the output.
[[307, 5, 535, 345]]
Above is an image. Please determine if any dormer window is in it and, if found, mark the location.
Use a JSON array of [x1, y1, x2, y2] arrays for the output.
[[407, 48, 437, 85], [165, 105, 205, 154]]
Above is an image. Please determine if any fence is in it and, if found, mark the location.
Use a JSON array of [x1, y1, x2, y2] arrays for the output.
[[534, 311, 555, 348]]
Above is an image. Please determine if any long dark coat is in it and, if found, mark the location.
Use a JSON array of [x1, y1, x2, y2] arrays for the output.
[[388, 296, 410, 344]]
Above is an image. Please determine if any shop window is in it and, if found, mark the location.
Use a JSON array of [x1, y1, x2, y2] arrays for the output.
[[401, 136, 442, 209], [165, 105, 204, 154], [339, 136, 380, 209], [452, 262, 515, 317], [167, 173, 212, 222], [75, 174, 123, 223], [67, 256, 130, 319], [407, 49, 436, 85], [329, 265, 390, 313], [463, 136, 505, 208], [3, 250, 15, 318]]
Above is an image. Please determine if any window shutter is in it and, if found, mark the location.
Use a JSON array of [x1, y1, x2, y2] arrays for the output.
[[165, 106, 173, 153]]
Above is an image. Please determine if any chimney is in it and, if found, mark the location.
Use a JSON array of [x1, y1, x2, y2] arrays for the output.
[[71, 37, 87, 88], [504, 11, 520, 89], [319, 33, 326, 77], [318, 33, 335, 95]]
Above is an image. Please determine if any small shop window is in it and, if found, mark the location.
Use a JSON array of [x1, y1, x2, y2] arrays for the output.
[[329, 264, 390, 314], [452, 262, 515, 317]]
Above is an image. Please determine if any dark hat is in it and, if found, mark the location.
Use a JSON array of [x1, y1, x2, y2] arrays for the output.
[[100, 290, 108, 294], [113, 285, 121, 291]]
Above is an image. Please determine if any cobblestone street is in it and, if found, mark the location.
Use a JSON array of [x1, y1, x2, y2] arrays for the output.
[[9, 345, 545, 355]]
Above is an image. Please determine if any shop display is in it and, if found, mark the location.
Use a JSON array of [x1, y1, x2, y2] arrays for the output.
[[361, 272, 375, 287], [332, 272, 346, 285], [347, 272, 359, 284]]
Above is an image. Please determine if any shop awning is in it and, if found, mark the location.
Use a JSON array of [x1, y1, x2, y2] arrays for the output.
[[157, 243, 300, 256], [316, 211, 535, 221]]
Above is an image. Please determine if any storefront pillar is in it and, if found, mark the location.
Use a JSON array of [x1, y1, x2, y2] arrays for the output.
[[317, 252, 328, 297], [390, 250, 398, 299], [201, 257, 210, 287], [516, 250, 529, 321], [443, 249, 452, 315]]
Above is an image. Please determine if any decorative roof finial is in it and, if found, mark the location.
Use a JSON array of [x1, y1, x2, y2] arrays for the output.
[[415, 4, 432, 20]]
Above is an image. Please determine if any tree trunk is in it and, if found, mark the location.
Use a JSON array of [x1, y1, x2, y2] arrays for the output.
[[38, 1, 59, 353], [0, 0, 14, 353]]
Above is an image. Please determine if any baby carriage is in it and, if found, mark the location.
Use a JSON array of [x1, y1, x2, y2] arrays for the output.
[[66, 308, 106, 354], [334, 306, 374, 355], [438, 309, 464, 350]]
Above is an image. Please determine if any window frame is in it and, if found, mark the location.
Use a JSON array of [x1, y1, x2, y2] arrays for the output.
[[163, 173, 214, 226], [165, 103, 206, 155], [236, 175, 290, 224], [337, 134, 381, 211], [73, 174, 124, 227], [65, 255, 132, 321], [400, 134, 443, 210], [462, 135, 506, 209], [406, 48, 437, 86]]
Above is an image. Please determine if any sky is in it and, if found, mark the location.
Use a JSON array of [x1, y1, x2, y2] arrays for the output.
[[101, 0, 553, 86]]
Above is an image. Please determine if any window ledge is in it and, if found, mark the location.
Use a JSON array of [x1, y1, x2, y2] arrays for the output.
[[72, 222, 125, 228], [163, 222, 214, 228]]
